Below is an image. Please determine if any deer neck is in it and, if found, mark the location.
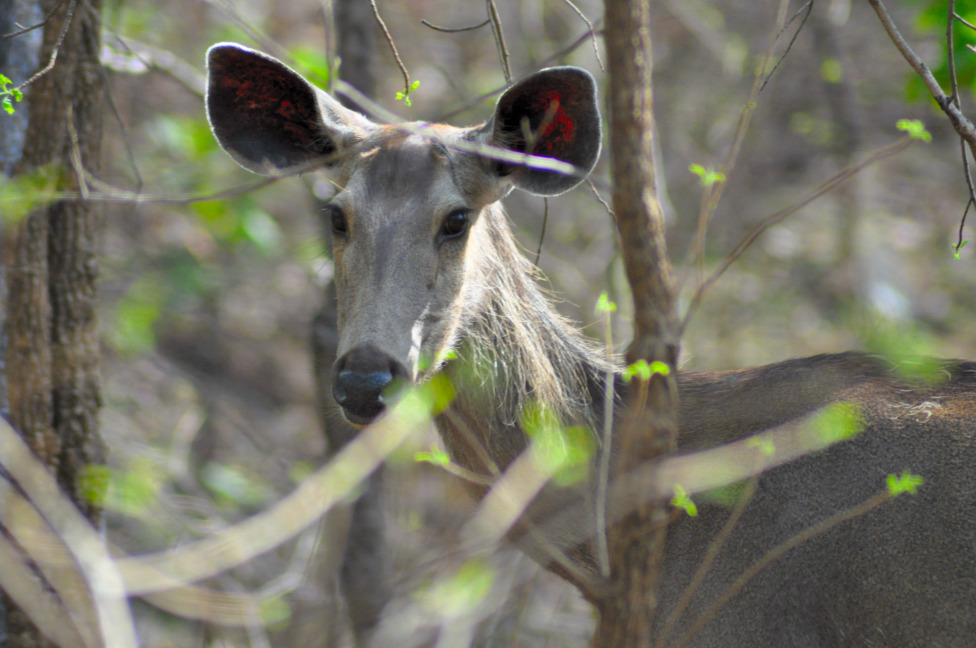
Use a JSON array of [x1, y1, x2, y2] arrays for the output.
[[437, 206, 617, 475]]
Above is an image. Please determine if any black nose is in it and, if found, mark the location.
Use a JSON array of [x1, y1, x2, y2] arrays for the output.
[[333, 344, 408, 425]]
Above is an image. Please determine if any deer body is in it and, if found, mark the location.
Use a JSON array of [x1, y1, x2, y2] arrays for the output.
[[206, 43, 976, 646]]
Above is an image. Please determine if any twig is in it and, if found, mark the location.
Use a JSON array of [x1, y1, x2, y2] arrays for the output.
[[955, 12, 976, 31], [948, 0, 974, 251], [1, 0, 69, 39], [17, 0, 78, 90], [369, 0, 412, 99], [680, 136, 915, 334], [868, 0, 976, 252], [671, 491, 892, 648], [757, 1, 814, 96], [656, 477, 759, 647], [533, 198, 548, 266], [678, 0, 795, 301], [561, 0, 604, 71], [866, 0, 976, 160], [486, 0, 511, 83], [420, 18, 491, 33]]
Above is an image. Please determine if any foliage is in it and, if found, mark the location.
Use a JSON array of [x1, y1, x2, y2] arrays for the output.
[[887, 471, 924, 496], [0, 73, 23, 115], [905, 1, 976, 103]]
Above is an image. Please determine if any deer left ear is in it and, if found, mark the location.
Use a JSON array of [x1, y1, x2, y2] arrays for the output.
[[481, 66, 601, 196]]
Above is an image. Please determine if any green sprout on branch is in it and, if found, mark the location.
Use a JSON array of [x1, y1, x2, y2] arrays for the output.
[[671, 484, 698, 517], [689, 163, 726, 187], [896, 119, 931, 142], [622, 358, 670, 383], [886, 471, 923, 496], [1, 74, 24, 115], [954, 239, 969, 260], [395, 80, 421, 107]]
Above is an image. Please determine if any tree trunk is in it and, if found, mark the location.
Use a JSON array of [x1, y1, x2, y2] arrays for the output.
[[1, 0, 105, 643], [593, 0, 679, 645]]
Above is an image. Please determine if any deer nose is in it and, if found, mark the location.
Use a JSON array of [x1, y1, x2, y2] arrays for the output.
[[333, 344, 408, 425]]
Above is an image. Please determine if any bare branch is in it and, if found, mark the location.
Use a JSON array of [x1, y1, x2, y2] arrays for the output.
[[866, 0, 976, 160], [369, 0, 412, 100], [17, 0, 78, 90], [681, 135, 916, 334], [672, 491, 892, 648], [485, 0, 511, 83], [420, 17, 491, 33], [561, 0, 604, 71]]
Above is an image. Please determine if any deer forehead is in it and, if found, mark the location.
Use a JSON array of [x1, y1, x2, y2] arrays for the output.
[[334, 128, 502, 225]]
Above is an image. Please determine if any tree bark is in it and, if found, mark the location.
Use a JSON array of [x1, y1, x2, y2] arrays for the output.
[[593, 0, 679, 645], [1, 0, 105, 643]]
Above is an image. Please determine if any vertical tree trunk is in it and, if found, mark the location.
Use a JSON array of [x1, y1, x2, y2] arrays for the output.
[[1, 0, 105, 643], [593, 0, 679, 645], [310, 4, 390, 646]]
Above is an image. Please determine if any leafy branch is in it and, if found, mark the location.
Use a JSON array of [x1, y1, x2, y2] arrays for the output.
[[1, 74, 24, 115]]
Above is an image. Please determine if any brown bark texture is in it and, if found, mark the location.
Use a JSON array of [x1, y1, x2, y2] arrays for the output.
[[2, 0, 106, 644], [594, 0, 679, 645]]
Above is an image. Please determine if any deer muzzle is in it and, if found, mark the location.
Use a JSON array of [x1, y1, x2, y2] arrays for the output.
[[332, 343, 409, 426]]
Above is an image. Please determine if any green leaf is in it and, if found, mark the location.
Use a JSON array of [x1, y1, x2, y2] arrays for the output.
[[622, 359, 670, 383], [954, 239, 969, 260], [671, 484, 698, 517], [0, 73, 23, 115], [886, 471, 923, 496], [688, 163, 726, 187], [896, 119, 931, 142], [523, 402, 596, 486], [812, 402, 863, 445], [415, 446, 451, 467], [595, 291, 617, 315]]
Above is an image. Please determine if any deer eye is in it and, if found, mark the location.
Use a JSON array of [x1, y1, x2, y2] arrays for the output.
[[328, 206, 348, 236], [439, 209, 471, 242]]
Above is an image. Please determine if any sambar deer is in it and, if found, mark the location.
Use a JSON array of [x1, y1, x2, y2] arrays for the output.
[[206, 43, 976, 646]]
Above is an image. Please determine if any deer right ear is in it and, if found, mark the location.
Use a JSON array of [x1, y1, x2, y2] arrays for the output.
[[206, 43, 374, 176], [479, 66, 602, 196]]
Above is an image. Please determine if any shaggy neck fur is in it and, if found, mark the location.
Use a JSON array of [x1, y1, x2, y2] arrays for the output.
[[438, 204, 618, 475]]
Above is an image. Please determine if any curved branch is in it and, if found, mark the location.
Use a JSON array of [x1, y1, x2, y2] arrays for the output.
[[867, 0, 976, 160]]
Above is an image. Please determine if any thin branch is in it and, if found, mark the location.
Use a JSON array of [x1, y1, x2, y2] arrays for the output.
[[420, 17, 491, 33], [681, 136, 915, 334], [949, 0, 975, 252], [671, 491, 892, 648], [96, 54, 144, 192], [533, 198, 548, 266], [947, 0, 960, 105], [866, 0, 976, 160], [561, 0, 604, 71], [955, 12, 976, 31], [1, 0, 69, 39], [678, 0, 795, 299], [655, 477, 759, 647], [17, 0, 78, 90], [369, 0, 412, 98], [486, 0, 511, 83], [757, 0, 814, 96]]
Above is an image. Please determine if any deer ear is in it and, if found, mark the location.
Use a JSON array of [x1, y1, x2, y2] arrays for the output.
[[206, 43, 374, 176], [482, 66, 601, 196]]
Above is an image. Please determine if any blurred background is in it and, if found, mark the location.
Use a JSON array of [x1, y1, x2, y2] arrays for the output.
[[91, 0, 975, 645]]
